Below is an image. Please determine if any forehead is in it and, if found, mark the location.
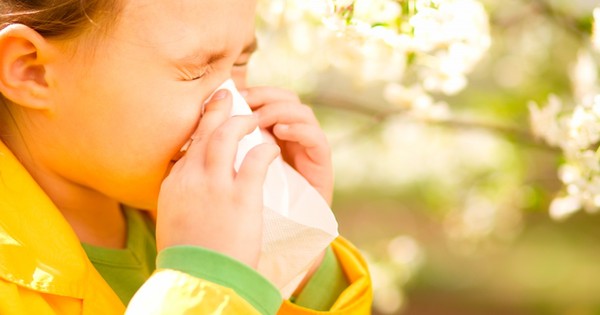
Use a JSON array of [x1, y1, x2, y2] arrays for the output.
[[116, 0, 257, 60]]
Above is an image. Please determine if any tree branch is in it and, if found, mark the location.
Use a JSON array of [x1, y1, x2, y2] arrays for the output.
[[529, 0, 588, 40], [303, 94, 561, 153]]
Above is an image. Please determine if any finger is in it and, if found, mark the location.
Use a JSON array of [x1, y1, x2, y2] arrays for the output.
[[273, 124, 331, 163], [240, 86, 301, 109], [253, 102, 318, 128], [235, 143, 280, 200], [184, 90, 232, 163], [205, 115, 260, 177]]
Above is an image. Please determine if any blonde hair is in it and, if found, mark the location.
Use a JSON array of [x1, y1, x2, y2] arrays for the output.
[[0, 0, 120, 39]]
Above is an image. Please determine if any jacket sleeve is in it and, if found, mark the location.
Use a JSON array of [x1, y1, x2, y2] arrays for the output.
[[0, 280, 83, 314], [126, 246, 282, 315], [278, 237, 373, 315]]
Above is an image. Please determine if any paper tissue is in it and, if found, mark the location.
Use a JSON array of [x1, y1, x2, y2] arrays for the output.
[[209, 79, 339, 298]]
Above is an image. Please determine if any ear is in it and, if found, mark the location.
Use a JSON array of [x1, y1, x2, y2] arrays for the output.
[[0, 24, 57, 110]]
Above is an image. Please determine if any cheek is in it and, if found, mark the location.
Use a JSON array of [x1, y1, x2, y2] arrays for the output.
[[53, 46, 202, 162], [142, 102, 201, 161], [103, 98, 202, 207], [76, 87, 198, 154], [50, 75, 203, 203], [44, 41, 207, 207], [109, 91, 202, 168]]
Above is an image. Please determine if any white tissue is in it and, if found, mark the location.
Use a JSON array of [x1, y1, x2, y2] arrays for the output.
[[211, 80, 339, 298]]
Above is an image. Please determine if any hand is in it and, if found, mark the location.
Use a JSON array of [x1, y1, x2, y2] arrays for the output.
[[242, 87, 334, 206], [156, 90, 280, 268]]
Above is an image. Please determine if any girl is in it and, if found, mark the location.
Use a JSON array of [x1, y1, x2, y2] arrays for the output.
[[0, 0, 372, 314]]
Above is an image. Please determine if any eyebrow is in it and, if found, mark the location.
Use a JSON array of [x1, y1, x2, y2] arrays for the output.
[[175, 38, 258, 67]]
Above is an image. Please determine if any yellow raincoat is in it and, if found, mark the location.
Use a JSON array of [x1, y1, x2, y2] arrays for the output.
[[0, 141, 372, 314]]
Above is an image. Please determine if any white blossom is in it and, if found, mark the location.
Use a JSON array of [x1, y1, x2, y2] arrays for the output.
[[529, 83, 600, 220], [531, 93, 600, 219], [353, 0, 402, 26], [570, 50, 598, 103], [254, 0, 490, 112], [384, 83, 432, 109], [528, 95, 567, 148], [550, 195, 582, 221], [384, 83, 451, 120], [322, 0, 491, 103]]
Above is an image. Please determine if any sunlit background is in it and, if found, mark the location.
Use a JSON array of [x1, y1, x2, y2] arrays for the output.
[[250, 0, 600, 314]]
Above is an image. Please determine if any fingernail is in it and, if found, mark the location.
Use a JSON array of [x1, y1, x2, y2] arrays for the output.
[[270, 143, 281, 154], [179, 138, 193, 153], [212, 89, 229, 101]]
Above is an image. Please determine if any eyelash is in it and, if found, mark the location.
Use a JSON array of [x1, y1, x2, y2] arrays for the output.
[[188, 65, 212, 81], [186, 61, 248, 81]]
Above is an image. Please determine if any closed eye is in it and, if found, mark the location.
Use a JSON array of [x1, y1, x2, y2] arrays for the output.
[[185, 64, 212, 81], [189, 73, 204, 81]]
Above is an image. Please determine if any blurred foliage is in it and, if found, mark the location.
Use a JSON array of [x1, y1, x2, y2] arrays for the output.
[[250, 0, 600, 314]]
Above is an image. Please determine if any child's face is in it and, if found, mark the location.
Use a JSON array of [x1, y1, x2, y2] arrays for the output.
[[34, 0, 257, 209]]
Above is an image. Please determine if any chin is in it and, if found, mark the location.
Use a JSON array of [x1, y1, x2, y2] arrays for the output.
[[113, 183, 160, 211], [111, 161, 172, 210]]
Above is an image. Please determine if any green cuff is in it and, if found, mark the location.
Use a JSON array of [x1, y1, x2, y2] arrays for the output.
[[292, 247, 349, 311], [157, 246, 282, 315]]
